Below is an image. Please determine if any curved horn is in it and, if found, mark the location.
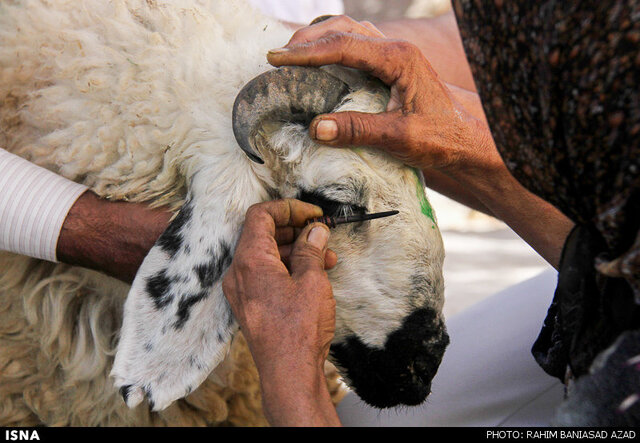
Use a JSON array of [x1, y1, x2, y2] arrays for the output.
[[232, 66, 350, 164]]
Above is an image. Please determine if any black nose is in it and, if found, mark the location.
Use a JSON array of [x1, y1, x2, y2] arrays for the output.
[[330, 308, 449, 408]]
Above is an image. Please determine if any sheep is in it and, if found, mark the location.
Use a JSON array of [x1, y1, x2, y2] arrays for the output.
[[0, 0, 447, 426]]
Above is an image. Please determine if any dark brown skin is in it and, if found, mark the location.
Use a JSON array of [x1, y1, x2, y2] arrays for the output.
[[56, 190, 172, 284], [222, 199, 341, 427]]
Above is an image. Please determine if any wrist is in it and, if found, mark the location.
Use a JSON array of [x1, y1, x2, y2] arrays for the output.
[[56, 191, 170, 283], [441, 114, 512, 200], [433, 81, 506, 184], [259, 362, 340, 426], [56, 190, 101, 267], [447, 141, 573, 268], [258, 352, 326, 387]]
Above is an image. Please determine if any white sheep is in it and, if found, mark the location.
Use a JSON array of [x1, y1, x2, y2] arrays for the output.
[[0, 0, 447, 425]]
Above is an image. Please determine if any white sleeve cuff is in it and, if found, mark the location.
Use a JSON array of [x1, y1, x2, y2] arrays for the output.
[[0, 148, 88, 263]]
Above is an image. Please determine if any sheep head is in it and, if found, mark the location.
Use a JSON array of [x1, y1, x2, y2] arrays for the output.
[[232, 66, 448, 408], [112, 65, 447, 412]]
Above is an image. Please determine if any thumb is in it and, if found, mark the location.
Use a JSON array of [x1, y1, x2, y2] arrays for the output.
[[310, 111, 403, 148], [289, 222, 330, 278]]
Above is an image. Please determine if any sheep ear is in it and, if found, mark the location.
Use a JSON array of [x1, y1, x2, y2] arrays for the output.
[[111, 193, 240, 411]]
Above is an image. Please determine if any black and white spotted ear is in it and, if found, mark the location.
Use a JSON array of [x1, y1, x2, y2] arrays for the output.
[[111, 192, 242, 411], [111, 66, 353, 411]]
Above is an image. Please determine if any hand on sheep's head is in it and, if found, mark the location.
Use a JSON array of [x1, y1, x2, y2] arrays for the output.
[[222, 199, 341, 427], [268, 15, 573, 269], [266, 15, 501, 183]]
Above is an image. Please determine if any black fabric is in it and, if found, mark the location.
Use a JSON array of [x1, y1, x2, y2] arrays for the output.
[[532, 224, 640, 380], [553, 330, 640, 426]]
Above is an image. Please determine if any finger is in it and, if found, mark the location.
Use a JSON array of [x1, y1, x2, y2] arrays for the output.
[[360, 20, 386, 37], [234, 200, 322, 268], [275, 226, 295, 245], [280, 244, 338, 270], [289, 222, 330, 278], [325, 248, 338, 269], [268, 34, 417, 86], [287, 15, 383, 47], [278, 244, 293, 271], [310, 110, 410, 150], [243, 199, 323, 240]]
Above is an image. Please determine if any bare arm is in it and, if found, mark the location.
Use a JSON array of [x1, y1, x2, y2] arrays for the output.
[[56, 191, 171, 283], [439, 83, 574, 268]]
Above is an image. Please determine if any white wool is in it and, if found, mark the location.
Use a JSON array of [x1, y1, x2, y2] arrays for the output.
[[0, 0, 287, 207]]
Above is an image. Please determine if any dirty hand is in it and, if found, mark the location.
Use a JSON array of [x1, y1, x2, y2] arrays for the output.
[[267, 15, 501, 178], [222, 199, 341, 426]]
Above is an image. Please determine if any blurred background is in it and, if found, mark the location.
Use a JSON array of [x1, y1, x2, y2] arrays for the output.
[[344, 0, 452, 21]]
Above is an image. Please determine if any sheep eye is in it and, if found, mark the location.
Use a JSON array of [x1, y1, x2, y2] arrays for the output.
[[297, 190, 366, 218]]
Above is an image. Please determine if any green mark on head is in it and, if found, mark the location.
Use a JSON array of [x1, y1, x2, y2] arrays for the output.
[[412, 169, 436, 224]]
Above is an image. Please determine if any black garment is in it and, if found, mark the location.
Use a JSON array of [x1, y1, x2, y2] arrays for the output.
[[452, 0, 640, 424], [532, 224, 640, 379]]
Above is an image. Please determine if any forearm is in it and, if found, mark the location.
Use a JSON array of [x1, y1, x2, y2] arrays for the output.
[[421, 168, 493, 216], [449, 125, 574, 269], [441, 86, 574, 268], [259, 362, 341, 427], [57, 191, 171, 283], [422, 140, 573, 269]]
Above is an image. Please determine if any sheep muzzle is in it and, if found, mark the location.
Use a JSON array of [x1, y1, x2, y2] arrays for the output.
[[330, 307, 449, 408]]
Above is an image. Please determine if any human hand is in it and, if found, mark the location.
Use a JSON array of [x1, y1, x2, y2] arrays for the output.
[[266, 16, 574, 269], [56, 191, 172, 283], [221, 199, 341, 426], [266, 15, 501, 178]]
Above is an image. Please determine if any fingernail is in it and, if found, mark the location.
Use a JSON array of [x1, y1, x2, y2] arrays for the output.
[[315, 119, 338, 141], [268, 47, 289, 55], [308, 225, 329, 248]]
